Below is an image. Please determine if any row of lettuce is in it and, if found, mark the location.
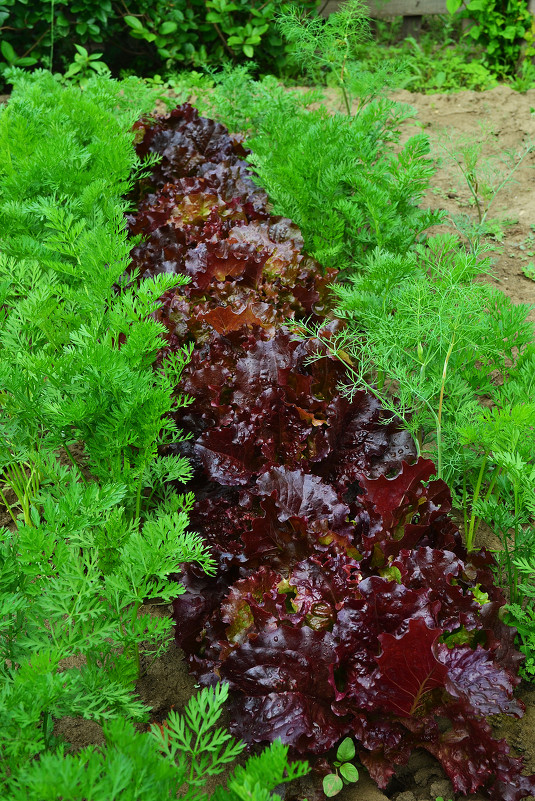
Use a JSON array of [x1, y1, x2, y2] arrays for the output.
[[192, 61, 535, 664], [124, 85, 535, 797], [0, 71, 306, 800]]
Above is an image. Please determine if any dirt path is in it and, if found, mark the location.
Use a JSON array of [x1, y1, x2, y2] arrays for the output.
[[393, 86, 535, 322]]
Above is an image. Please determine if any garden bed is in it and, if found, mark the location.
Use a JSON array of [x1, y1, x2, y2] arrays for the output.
[[2, 74, 535, 801]]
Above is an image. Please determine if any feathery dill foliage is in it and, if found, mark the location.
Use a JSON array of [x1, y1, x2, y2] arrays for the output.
[[300, 232, 535, 565], [204, 1, 440, 272], [277, 0, 386, 113]]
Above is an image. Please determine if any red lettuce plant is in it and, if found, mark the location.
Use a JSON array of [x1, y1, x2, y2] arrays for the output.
[[128, 104, 535, 800]]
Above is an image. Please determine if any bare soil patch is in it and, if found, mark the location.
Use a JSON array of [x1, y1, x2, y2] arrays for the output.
[[392, 86, 535, 323]]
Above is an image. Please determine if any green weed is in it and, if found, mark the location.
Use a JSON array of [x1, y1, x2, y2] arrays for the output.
[[434, 124, 533, 247], [322, 738, 359, 797], [523, 261, 535, 281]]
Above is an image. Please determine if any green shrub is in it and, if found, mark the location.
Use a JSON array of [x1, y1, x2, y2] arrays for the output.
[[447, 0, 534, 77], [0, 0, 319, 85]]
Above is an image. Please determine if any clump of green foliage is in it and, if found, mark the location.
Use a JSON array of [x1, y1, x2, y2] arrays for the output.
[[447, 0, 534, 78], [203, 2, 440, 272], [62, 43, 110, 86], [0, 0, 319, 87], [336, 5, 532, 92], [6, 683, 308, 801], [355, 34, 499, 93], [360, 3, 535, 90]]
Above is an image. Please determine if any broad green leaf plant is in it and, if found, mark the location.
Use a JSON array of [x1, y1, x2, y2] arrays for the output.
[[323, 737, 359, 797], [63, 43, 110, 87], [446, 0, 534, 77]]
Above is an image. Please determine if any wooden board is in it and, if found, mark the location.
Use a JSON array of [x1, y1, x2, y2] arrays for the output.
[[320, 0, 449, 17], [322, 0, 535, 16]]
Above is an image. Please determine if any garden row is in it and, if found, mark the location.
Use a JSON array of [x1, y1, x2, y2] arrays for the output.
[[192, 45, 535, 663], [126, 91, 535, 798]]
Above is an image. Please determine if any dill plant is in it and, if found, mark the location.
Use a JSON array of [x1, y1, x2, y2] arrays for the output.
[[276, 0, 372, 114], [299, 233, 535, 552], [433, 123, 533, 246], [203, 1, 441, 272]]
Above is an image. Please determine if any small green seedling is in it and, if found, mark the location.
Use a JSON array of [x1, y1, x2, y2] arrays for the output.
[[322, 737, 359, 797], [523, 261, 535, 281]]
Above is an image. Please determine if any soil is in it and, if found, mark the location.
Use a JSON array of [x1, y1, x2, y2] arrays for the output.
[[392, 86, 535, 324], [7, 85, 535, 800]]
